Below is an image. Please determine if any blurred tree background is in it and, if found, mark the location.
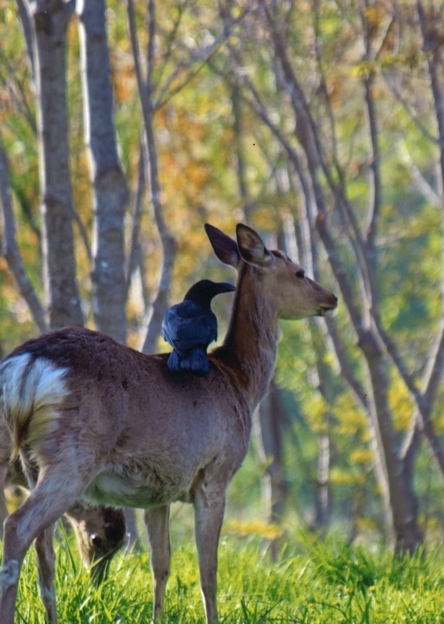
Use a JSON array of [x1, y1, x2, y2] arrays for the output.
[[1, 0, 444, 553]]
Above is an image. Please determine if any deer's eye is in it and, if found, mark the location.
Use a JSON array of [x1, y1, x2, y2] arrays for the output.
[[295, 269, 305, 279], [90, 534, 103, 548]]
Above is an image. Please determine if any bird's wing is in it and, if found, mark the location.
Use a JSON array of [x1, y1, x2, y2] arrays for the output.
[[162, 304, 217, 354], [162, 306, 183, 347]]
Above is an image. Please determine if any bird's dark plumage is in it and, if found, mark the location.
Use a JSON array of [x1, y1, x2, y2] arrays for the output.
[[162, 279, 236, 375]]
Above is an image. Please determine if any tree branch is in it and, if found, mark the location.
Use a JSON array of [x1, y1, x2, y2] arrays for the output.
[[125, 141, 146, 298], [127, 0, 178, 354], [0, 144, 47, 333], [417, 0, 444, 202]]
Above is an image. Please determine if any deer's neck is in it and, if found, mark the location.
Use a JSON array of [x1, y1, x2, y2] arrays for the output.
[[213, 266, 279, 409]]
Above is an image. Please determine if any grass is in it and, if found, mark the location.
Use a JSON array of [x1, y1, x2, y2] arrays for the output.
[[4, 529, 444, 623]]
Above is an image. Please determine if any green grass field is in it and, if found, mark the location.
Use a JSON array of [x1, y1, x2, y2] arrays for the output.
[[5, 527, 444, 623]]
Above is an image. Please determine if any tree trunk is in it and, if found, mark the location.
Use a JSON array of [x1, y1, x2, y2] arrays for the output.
[[256, 380, 286, 559], [77, 0, 128, 344], [361, 334, 423, 552], [29, 0, 83, 330], [314, 432, 330, 531]]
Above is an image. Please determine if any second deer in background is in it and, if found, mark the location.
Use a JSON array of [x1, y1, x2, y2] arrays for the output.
[[0, 417, 126, 585]]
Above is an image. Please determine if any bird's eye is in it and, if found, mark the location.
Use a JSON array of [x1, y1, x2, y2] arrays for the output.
[[295, 269, 305, 279]]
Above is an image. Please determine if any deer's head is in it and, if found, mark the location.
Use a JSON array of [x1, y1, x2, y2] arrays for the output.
[[205, 223, 338, 320]]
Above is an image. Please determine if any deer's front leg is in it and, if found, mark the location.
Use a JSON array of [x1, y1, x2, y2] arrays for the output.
[[144, 505, 171, 620], [194, 485, 226, 624]]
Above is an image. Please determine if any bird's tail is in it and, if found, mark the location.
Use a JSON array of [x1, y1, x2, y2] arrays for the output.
[[181, 349, 210, 376], [167, 350, 182, 372]]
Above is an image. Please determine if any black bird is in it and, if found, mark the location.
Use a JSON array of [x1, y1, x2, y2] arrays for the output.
[[162, 279, 236, 375]]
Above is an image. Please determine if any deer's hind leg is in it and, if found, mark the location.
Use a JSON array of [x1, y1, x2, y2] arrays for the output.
[[0, 463, 92, 624], [144, 505, 171, 620], [0, 462, 8, 538], [35, 523, 57, 622], [0, 417, 13, 537]]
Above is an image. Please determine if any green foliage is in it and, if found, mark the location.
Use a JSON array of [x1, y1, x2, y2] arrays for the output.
[[1, 0, 444, 545]]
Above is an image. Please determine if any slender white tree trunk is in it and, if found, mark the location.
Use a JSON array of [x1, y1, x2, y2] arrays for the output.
[[77, 0, 128, 344], [29, 0, 83, 329]]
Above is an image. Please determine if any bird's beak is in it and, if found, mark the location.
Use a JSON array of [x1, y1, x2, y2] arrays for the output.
[[220, 283, 236, 293]]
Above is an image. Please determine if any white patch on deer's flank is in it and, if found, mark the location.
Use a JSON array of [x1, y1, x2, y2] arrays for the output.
[[0, 353, 33, 407], [0, 354, 69, 448]]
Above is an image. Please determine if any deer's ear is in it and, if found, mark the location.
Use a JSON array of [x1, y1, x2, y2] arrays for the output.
[[236, 224, 273, 267], [205, 224, 241, 268]]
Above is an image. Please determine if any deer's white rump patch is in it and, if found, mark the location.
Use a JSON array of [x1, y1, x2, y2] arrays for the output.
[[0, 354, 69, 452]]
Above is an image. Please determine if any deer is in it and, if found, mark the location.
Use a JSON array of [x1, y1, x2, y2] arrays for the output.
[[0, 223, 337, 624], [0, 405, 127, 585]]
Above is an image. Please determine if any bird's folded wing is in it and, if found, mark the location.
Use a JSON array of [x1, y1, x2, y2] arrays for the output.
[[162, 309, 217, 352]]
